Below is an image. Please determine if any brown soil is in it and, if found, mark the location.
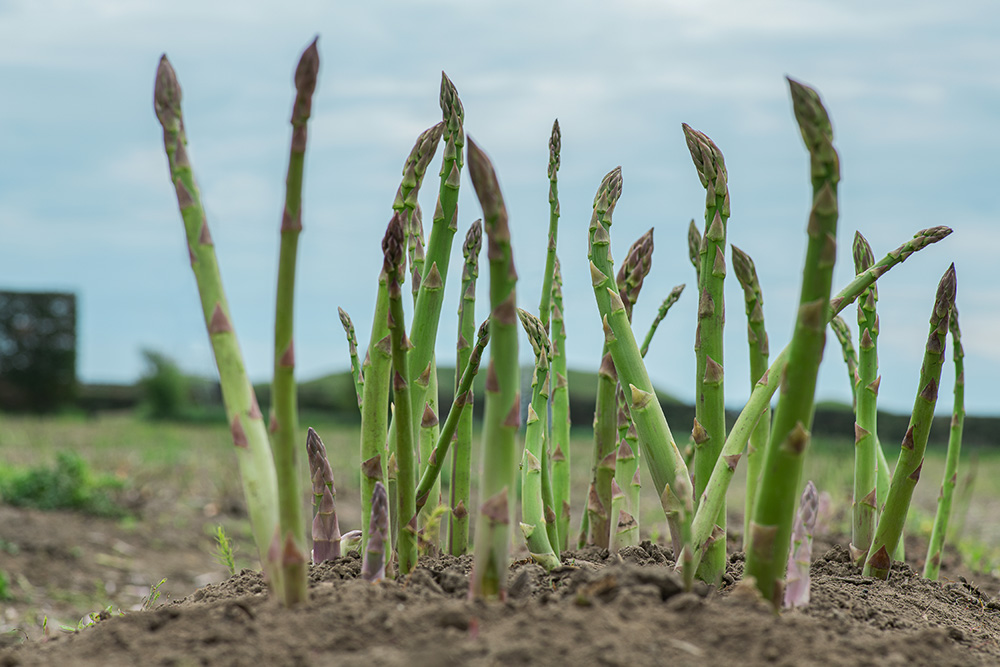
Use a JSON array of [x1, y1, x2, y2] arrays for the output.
[[2, 504, 1000, 667]]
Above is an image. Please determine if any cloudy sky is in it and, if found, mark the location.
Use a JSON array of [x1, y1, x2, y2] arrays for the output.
[[1, 0, 996, 416]]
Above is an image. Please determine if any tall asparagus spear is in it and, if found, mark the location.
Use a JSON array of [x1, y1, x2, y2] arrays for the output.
[[924, 301, 965, 580], [360, 122, 443, 553], [338, 307, 364, 410], [518, 309, 561, 569], [468, 138, 519, 600], [850, 232, 880, 564], [449, 220, 482, 555], [268, 38, 319, 604], [362, 482, 389, 583], [744, 78, 840, 606], [588, 333, 618, 548], [154, 55, 279, 585], [306, 427, 341, 563], [639, 284, 686, 358], [864, 264, 956, 580], [550, 258, 572, 549], [538, 119, 562, 331], [731, 244, 769, 552], [683, 123, 731, 585]]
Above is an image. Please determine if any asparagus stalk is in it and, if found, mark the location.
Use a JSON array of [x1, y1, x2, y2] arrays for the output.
[[683, 123, 731, 585], [550, 258, 572, 549], [415, 319, 490, 516], [609, 478, 639, 552], [154, 55, 279, 582], [361, 482, 389, 583], [731, 244, 770, 552], [829, 316, 858, 408], [639, 284, 686, 358], [268, 39, 319, 604], [360, 122, 443, 552], [518, 309, 560, 569], [784, 480, 819, 609], [306, 427, 341, 563], [449, 220, 482, 556], [383, 212, 418, 576], [587, 167, 692, 552], [864, 264, 956, 580], [538, 119, 562, 331], [338, 308, 364, 410], [850, 232, 880, 564], [689, 227, 951, 574], [588, 336, 618, 548], [468, 138, 519, 600], [924, 302, 965, 580], [744, 79, 840, 606]]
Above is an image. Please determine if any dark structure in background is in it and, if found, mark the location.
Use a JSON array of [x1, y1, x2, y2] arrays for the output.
[[0, 291, 77, 412]]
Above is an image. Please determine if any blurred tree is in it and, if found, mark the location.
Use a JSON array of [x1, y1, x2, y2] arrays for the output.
[[139, 348, 189, 420]]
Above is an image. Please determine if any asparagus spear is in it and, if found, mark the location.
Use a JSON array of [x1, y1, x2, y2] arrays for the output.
[[383, 212, 418, 575], [923, 301, 965, 580], [864, 264, 956, 580], [268, 38, 320, 604], [639, 284, 685, 358], [449, 220, 482, 556], [467, 138, 519, 600], [829, 316, 858, 408], [588, 334, 618, 548], [784, 480, 819, 609], [362, 482, 389, 583], [518, 309, 560, 569], [744, 78, 840, 606], [306, 427, 341, 563], [683, 123, 731, 585], [538, 119, 562, 331], [731, 244, 769, 552], [850, 232, 880, 564], [154, 55, 279, 585], [338, 307, 364, 410], [550, 258, 572, 549]]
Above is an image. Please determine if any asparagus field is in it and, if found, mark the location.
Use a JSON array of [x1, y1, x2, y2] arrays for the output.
[[4, 37, 999, 666]]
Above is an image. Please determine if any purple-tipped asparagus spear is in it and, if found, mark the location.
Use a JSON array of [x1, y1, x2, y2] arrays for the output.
[[784, 480, 819, 609], [362, 481, 389, 583], [306, 427, 342, 563]]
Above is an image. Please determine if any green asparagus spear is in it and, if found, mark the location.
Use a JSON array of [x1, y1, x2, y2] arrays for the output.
[[467, 138, 519, 600], [550, 258, 572, 549], [338, 307, 364, 410], [923, 302, 965, 580], [639, 284, 685, 358], [864, 265, 956, 580], [588, 339, 618, 548], [829, 316, 858, 408], [449, 220, 482, 556], [731, 244, 770, 552], [154, 55, 279, 585], [744, 78, 840, 605], [538, 119, 562, 331], [683, 123, 730, 585]]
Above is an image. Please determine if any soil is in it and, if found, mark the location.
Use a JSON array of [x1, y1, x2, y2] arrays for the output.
[[2, 503, 1000, 667]]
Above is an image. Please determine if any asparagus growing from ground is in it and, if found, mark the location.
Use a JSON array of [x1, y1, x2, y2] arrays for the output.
[[538, 119, 562, 331], [338, 308, 364, 410], [306, 427, 341, 563], [744, 79, 840, 606], [468, 138, 519, 600], [731, 244, 770, 552], [360, 122, 443, 552], [550, 258, 572, 549], [588, 331, 619, 548], [361, 482, 389, 583], [684, 123, 731, 585], [449, 220, 482, 556], [383, 213, 418, 575], [864, 264, 956, 580], [639, 284, 686, 358], [154, 55, 279, 585], [784, 480, 819, 609], [850, 232, 880, 564], [518, 309, 561, 569], [924, 302, 965, 580], [268, 38, 319, 604]]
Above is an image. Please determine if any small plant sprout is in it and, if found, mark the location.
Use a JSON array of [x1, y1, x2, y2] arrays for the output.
[[213, 525, 237, 576]]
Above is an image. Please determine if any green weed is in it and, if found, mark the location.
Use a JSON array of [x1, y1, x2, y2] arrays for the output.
[[0, 451, 126, 517]]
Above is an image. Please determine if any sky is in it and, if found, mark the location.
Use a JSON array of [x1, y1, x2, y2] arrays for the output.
[[0, 0, 997, 416]]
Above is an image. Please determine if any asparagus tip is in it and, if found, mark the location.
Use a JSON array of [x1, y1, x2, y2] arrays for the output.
[[153, 55, 181, 126]]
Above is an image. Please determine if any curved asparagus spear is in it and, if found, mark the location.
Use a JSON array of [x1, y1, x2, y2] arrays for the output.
[[923, 302, 965, 580], [550, 258, 572, 549], [639, 284, 685, 358], [850, 232, 880, 564], [518, 309, 560, 569], [864, 264, 956, 580], [154, 55, 279, 582], [468, 138, 519, 600], [684, 123, 731, 584], [269, 38, 320, 604], [731, 244, 769, 552], [361, 482, 389, 583], [744, 78, 840, 605], [338, 308, 364, 410], [829, 316, 858, 408], [449, 220, 482, 555], [306, 427, 341, 563]]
